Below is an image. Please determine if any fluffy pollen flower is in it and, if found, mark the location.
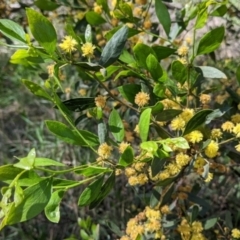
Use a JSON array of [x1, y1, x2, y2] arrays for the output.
[[59, 36, 78, 53], [200, 94, 211, 105], [221, 121, 234, 132], [93, 3, 103, 14], [95, 95, 106, 108], [98, 143, 113, 158], [166, 163, 181, 176], [233, 123, 240, 137], [119, 142, 130, 153], [81, 42, 96, 58], [160, 205, 170, 215], [128, 175, 139, 186], [185, 130, 203, 144], [176, 153, 191, 167], [232, 228, 240, 238], [192, 221, 203, 233], [137, 173, 148, 185], [180, 108, 194, 122], [204, 141, 219, 158], [145, 206, 161, 220], [231, 113, 240, 124], [235, 144, 240, 152], [125, 167, 136, 177], [211, 128, 222, 139], [194, 157, 206, 168], [177, 45, 189, 56], [134, 92, 150, 107], [170, 116, 185, 131], [204, 172, 213, 182]]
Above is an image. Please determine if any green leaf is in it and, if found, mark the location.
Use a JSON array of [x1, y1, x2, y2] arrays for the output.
[[22, 80, 52, 101], [160, 183, 174, 206], [52, 179, 80, 188], [195, 9, 208, 29], [133, 43, 156, 69], [211, 5, 227, 17], [61, 98, 95, 112], [151, 157, 166, 177], [85, 11, 106, 26], [119, 50, 135, 64], [189, 205, 200, 223], [146, 54, 163, 82], [118, 84, 141, 104], [99, 25, 129, 67], [155, 0, 171, 36], [153, 83, 166, 98], [74, 62, 101, 71], [89, 172, 115, 209], [145, 102, 164, 115], [105, 26, 140, 40], [156, 109, 182, 121], [78, 175, 104, 207], [109, 109, 124, 142], [35, 0, 60, 11], [34, 158, 65, 167], [26, 8, 57, 54], [152, 45, 176, 61], [0, 19, 26, 43], [140, 141, 158, 154], [119, 146, 134, 167], [44, 190, 65, 223], [196, 26, 225, 56], [85, 24, 92, 43], [14, 149, 36, 170], [75, 167, 112, 177], [205, 109, 227, 124], [98, 120, 107, 144], [204, 217, 218, 230], [172, 60, 187, 85], [0, 165, 23, 182], [1, 178, 52, 229], [196, 66, 227, 79], [45, 120, 99, 146], [139, 108, 152, 142], [183, 110, 213, 135]]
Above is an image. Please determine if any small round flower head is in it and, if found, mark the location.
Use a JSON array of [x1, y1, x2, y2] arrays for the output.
[[177, 45, 189, 56], [166, 163, 181, 176], [47, 64, 55, 77], [194, 157, 206, 168], [233, 123, 240, 138], [81, 42, 96, 58], [221, 121, 234, 132], [235, 143, 240, 152], [119, 141, 130, 153], [160, 205, 170, 214], [204, 172, 213, 182], [78, 89, 87, 96], [137, 173, 148, 185], [93, 3, 103, 14], [180, 108, 194, 122], [143, 20, 152, 29], [98, 142, 113, 158], [192, 221, 203, 233], [211, 128, 222, 139], [120, 235, 130, 240], [145, 206, 161, 220], [128, 175, 139, 186], [159, 171, 170, 180], [125, 167, 136, 177], [231, 113, 240, 124], [133, 7, 143, 17], [185, 130, 203, 144], [232, 228, 240, 238], [185, 36, 192, 45], [200, 94, 211, 105], [59, 36, 78, 53], [95, 95, 106, 108], [176, 153, 191, 167], [170, 116, 185, 131], [134, 92, 150, 107], [204, 140, 219, 158], [65, 87, 71, 94]]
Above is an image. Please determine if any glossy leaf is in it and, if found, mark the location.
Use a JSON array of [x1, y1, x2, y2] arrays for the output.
[[155, 0, 171, 36], [34, 158, 65, 167], [78, 175, 104, 206], [139, 108, 152, 142], [195, 9, 208, 29], [183, 110, 213, 135], [0, 178, 52, 229], [146, 54, 163, 82], [22, 80, 52, 101], [109, 109, 124, 142], [196, 66, 227, 79], [205, 109, 227, 124], [45, 120, 99, 146], [119, 50, 135, 64], [99, 25, 129, 67], [0, 19, 26, 43], [14, 149, 36, 170], [26, 8, 57, 54], [196, 26, 225, 55], [151, 157, 166, 177], [140, 141, 158, 154], [0, 165, 23, 182], [211, 5, 227, 17], [35, 0, 60, 11], [45, 190, 65, 223], [119, 146, 134, 167], [204, 217, 218, 230], [61, 98, 95, 112], [172, 60, 187, 85], [189, 205, 200, 223], [98, 120, 107, 144], [85, 11, 106, 26], [75, 166, 112, 177], [153, 83, 166, 98], [118, 84, 141, 104], [156, 109, 182, 121], [152, 45, 176, 61]]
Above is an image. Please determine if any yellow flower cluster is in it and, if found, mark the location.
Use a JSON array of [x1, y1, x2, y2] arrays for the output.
[[59, 36, 78, 53], [95, 95, 106, 108], [185, 130, 203, 144], [232, 228, 240, 239], [211, 128, 222, 139], [204, 140, 219, 158], [81, 42, 96, 58], [97, 142, 113, 159]]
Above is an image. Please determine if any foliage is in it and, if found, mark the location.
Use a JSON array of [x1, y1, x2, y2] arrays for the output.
[[1, 0, 240, 239]]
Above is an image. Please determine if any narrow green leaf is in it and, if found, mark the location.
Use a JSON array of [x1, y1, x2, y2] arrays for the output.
[[78, 176, 104, 207], [204, 217, 218, 230], [151, 157, 166, 177], [118, 84, 141, 104], [99, 25, 129, 67], [152, 45, 176, 61], [109, 109, 124, 142], [183, 110, 213, 135], [98, 120, 107, 144], [14, 149, 36, 170], [195, 9, 208, 29], [205, 109, 227, 124], [196, 66, 227, 79], [85, 24, 92, 43], [45, 120, 99, 146], [211, 5, 227, 17], [119, 50, 135, 64], [85, 11, 106, 26], [156, 109, 182, 122], [119, 146, 134, 167], [172, 60, 187, 85], [155, 0, 171, 36], [34, 158, 65, 167], [0, 19, 26, 43], [26, 8, 57, 53], [75, 166, 112, 177], [0, 165, 23, 182], [146, 54, 163, 82], [44, 190, 65, 223], [139, 108, 152, 142], [22, 79, 52, 101], [1, 178, 52, 229], [61, 98, 95, 112], [190, 205, 200, 223], [196, 26, 225, 55], [35, 0, 60, 11]]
